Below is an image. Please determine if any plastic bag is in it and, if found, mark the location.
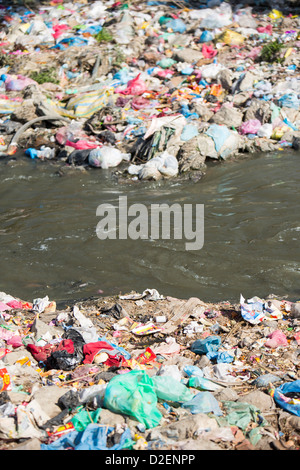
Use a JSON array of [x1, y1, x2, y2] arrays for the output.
[[41, 423, 133, 450], [240, 295, 265, 324], [188, 376, 222, 392], [183, 365, 204, 378], [117, 73, 147, 96], [182, 392, 223, 416], [152, 376, 194, 403], [205, 124, 237, 158], [218, 401, 265, 431], [271, 380, 300, 416], [220, 30, 245, 46], [71, 407, 102, 432], [165, 18, 186, 33], [190, 335, 221, 356], [265, 330, 288, 349], [278, 93, 300, 110], [201, 13, 231, 29], [257, 123, 273, 139], [88, 147, 130, 169], [1, 74, 37, 92], [239, 119, 262, 135], [199, 30, 214, 43], [181, 124, 199, 141], [115, 10, 134, 45], [202, 44, 217, 59], [103, 370, 162, 428]]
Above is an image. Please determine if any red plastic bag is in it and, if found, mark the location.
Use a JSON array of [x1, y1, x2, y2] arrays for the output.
[[118, 74, 147, 96], [202, 44, 218, 59]]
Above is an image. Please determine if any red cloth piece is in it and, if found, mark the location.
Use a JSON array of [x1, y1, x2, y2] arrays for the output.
[[27, 339, 74, 362], [83, 341, 125, 367]]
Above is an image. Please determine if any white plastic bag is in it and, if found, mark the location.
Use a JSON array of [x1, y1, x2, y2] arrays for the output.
[[88, 147, 130, 169]]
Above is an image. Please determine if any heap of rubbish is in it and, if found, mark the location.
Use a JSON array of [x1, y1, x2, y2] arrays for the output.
[[0, 0, 299, 181], [0, 288, 299, 450]]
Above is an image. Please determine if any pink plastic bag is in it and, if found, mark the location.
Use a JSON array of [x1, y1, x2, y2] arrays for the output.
[[265, 330, 288, 349], [202, 44, 218, 59], [65, 139, 100, 150], [52, 24, 71, 39], [239, 119, 262, 135], [5, 75, 36, 91], [7, 335, 23, 348], [257, 25, 272, 35], [117, 73, 147, 96], [131, 96, 150, 110]]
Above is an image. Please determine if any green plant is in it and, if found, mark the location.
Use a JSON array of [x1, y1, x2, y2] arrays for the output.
[[94, 27, 113, 43], [30, 67, 59, 84], [258, 39, 284, 64]]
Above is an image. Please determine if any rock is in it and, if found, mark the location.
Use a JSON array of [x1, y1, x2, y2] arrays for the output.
[[217, 69, 233, 91], [31, 385, 72, 419], [146, 413, 219, 442], [236, 72, 256, 92], [210, 105, 243, 128], [214, 387, 239, 402], [232, 91, 252, 107], [11, 438, 42, 450], [99, 408, 126, 426], [244, 98, 272, 124], [235, 439, 256, 450], [237, 390, 274, 412], [3, 350, 36, 366], [191, 103, 214, 122], [173, 48, 203, 64], [7, 391, 31, 404], [178, 135, 207, 172], [30, 317, 61, 340], [10, 99, 38, 123]]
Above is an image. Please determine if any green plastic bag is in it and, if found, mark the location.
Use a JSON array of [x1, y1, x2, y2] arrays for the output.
[[103, 370, 162, 429], [71, 407, 102, 432], [152, 376, 194, 403]]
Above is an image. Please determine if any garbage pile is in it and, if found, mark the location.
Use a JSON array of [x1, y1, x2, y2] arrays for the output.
[[0, 288, 300, 450], [0, 0, 299, 181]]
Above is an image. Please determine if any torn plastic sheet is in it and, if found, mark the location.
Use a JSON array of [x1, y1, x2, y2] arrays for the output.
[[41, 423, 134, 450]]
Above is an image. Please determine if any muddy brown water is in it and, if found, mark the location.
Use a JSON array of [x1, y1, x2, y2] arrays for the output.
[[0, 150, 299, 305]]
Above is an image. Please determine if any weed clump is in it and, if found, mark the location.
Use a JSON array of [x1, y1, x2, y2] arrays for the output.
[[30, 67, 59, 84], [258, 39, 285, 64]]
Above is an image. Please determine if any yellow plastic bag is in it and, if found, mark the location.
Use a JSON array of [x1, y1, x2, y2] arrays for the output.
[[271, 125, 289, 140], [220, 30, 244, 46], [269, 9, 284, 20]]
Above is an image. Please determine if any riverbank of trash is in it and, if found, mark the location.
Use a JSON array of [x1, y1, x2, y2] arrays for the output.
[[0, 288, 299, 450], [0, 0, 299, 181]]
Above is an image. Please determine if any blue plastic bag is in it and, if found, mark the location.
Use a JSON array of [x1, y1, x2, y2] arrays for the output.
[[272, 380, 300, 416], [205, 124, 231, 153], [190, 335, 221, 356], [278, 93, 299, 110], [199, 31, 214, 43], [41, 424, 133, 450], [165, 18, 186, 33], [182, 392, 223, 416], [183, 365, 204, 378], [181, 124, 199, 141]]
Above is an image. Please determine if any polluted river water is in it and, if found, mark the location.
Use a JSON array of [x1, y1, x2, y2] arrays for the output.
[[0, 149, 299, 305]]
